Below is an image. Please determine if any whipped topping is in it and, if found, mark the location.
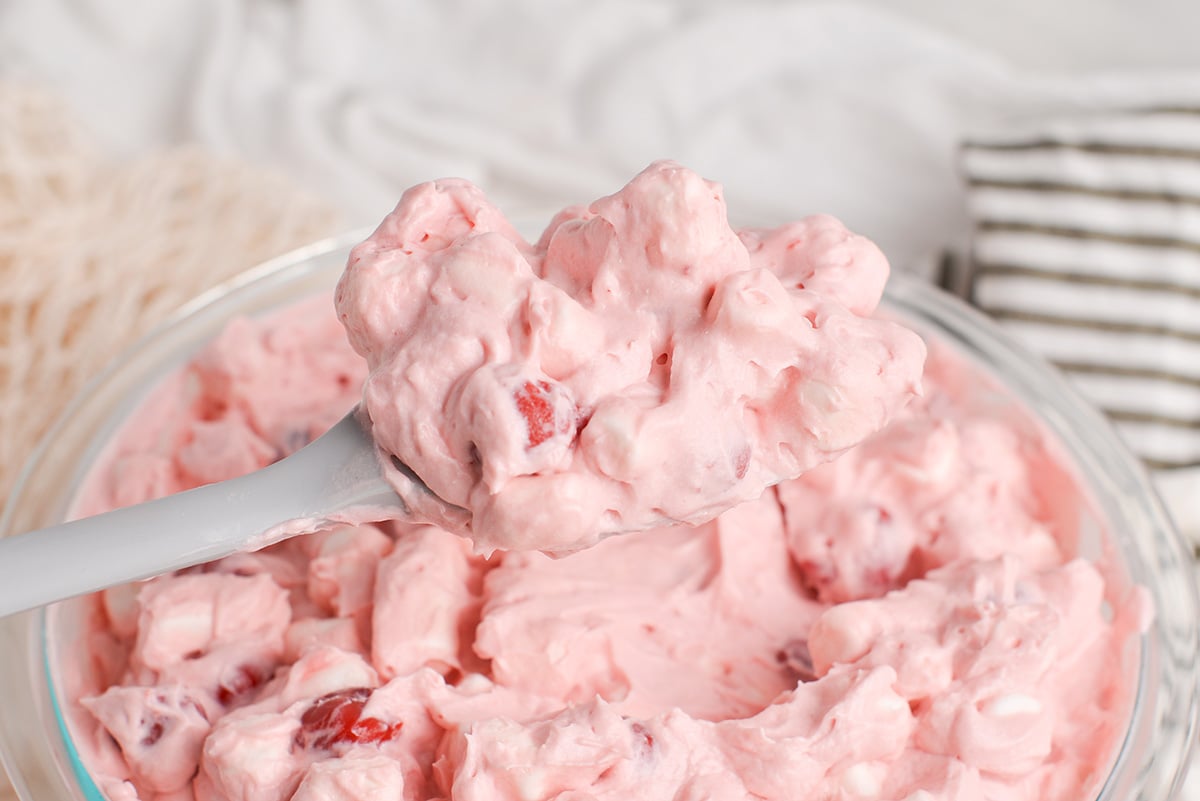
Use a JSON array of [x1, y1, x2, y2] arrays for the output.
[[69, 310, 1138, 801], [65, 164, 1140, 801], [335, 161, 924, 553]]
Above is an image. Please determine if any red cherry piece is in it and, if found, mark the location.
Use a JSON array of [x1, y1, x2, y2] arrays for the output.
[[513, 380, 558, 447], [217, 664, 264, 705], [775, 639, 816, 682], [295, 688, 402, 751], [630, 722, 655, 761], [795, 558, 837, 594], [865, 566, 893, 590], [734, 447, 750, 480], [137, 690, 207, 747], [140, 719, 165, 747]]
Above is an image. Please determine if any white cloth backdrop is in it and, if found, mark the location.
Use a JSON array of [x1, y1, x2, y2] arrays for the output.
[[2, 0, 1200, 796], [4, 0, 1200, 269]]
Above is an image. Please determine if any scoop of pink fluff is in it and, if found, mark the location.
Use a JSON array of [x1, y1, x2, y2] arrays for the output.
[[335, 160, 926, 554]]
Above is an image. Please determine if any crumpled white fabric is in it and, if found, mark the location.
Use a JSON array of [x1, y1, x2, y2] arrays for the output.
[[1, 1, 1200, 799], [4, 0, 1197, 271]]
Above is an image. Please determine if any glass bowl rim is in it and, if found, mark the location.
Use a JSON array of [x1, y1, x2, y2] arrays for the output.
[[0, 228, 1195, 801]]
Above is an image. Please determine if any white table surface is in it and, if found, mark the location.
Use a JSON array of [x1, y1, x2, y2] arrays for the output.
[[1, 2, 1198, 799]]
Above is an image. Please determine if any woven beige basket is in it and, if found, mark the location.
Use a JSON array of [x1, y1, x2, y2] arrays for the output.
[[0, 82, 341, 801]]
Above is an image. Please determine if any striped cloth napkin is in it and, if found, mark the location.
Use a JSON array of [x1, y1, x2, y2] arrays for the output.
[[959, 107, 1200, 543]]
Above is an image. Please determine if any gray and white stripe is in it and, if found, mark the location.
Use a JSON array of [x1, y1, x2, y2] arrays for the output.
[[962, 109, 1200, 475]]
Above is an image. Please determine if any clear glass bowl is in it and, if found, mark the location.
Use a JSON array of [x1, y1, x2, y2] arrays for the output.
[[1, 232, 1196, 801]]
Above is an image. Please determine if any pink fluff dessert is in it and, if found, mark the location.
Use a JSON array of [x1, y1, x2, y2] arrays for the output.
[[62, 164, 1143, 801], [335, 161, 925, 553]]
